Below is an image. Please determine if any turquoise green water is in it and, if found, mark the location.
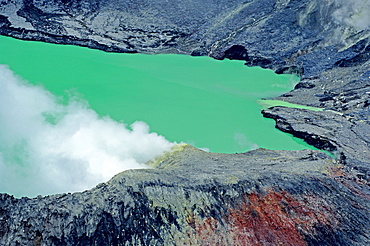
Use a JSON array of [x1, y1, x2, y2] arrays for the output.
[[0, 36, 315, 153], [258, 100, 324, 112]]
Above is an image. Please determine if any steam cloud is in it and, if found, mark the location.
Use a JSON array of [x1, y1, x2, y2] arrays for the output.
[[333, 0, 370, 30], [0, 65, 175, 198]]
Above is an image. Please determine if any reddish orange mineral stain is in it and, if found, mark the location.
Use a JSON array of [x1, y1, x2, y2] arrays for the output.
[[228, 191, 307, 246], [190, 190, 338, 246]]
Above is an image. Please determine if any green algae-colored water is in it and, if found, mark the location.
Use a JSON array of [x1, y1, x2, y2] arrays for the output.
[[0, 36, 315, 153], [258, 100, 324, 112]]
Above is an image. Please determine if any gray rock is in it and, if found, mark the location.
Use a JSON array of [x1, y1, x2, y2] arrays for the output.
[[1, 145, 369, 245], [0, 0, 370, 245]]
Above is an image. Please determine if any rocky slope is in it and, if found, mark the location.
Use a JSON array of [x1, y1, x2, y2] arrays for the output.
[[0, 0, 369, 245]]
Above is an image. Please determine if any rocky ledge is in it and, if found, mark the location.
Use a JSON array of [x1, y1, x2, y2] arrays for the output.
[[0, 0, 369, 245]]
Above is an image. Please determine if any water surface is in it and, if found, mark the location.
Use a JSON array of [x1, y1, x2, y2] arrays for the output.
[[0, 36, 313, 153]]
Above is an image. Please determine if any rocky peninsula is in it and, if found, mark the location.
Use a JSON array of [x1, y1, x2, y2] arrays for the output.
[[0, 0, 369, 245]]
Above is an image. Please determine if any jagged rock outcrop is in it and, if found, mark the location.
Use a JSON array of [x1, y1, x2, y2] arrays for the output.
[[0, 145, 369, 245], [0, 0, 369, 245]]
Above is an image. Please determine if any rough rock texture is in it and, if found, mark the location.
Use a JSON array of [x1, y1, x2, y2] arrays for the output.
[[1, 145, 369, 245], [0, 0, 370, 245]]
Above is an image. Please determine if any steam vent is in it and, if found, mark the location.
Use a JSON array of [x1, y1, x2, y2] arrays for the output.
[[0, 0, 369, 245]]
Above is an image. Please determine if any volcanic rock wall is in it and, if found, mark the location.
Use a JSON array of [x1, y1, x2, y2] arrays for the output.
[[1, 145, 368, 245], [0, 0, 369, 245]]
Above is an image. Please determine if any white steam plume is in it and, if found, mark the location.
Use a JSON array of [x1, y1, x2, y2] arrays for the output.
[[333, 0, 370, 31], [0, 65, 175, 198], [298, 0, 370, 49], [330, 0, 370, 49]]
